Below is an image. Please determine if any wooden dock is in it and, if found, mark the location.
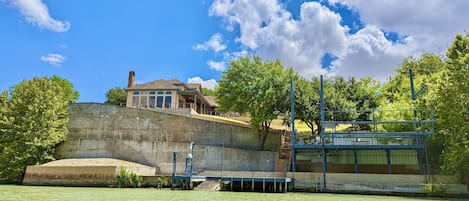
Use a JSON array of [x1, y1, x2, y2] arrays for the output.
[[172, 171, 293, 192]]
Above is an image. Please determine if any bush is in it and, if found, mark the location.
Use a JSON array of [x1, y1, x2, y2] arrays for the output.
[[424, 183, 446, 197], [143, 176, 171, 188], [116, 167, 142, 188]]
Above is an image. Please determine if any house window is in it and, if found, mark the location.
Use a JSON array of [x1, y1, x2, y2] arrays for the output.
[[165, 96, 172, 108], [156, 96, 163, 108], [149, 96, 156, 108], [131, 91, 139, 107], [149, 92, 156, 108], [140, 92, 148, 108]]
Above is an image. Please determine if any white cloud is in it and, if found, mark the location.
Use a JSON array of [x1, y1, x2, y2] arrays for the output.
[[207, 60, 226, 71], [8, 0, 70, 32], [209, 0, 469, 81], [209, 0, 348, 78], [188, 76, 218, 90], [193, 33, 227, 52], [330, 25, 410, 80], [40, 53, 66, 66]]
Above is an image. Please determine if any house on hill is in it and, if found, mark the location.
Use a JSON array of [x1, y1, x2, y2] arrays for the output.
[[125, 71, 218, 114]]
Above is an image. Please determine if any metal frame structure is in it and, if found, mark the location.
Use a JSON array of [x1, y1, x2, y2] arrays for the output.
[[290, 71, 434, 189]]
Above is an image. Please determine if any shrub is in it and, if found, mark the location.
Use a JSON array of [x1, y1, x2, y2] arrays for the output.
[[424, 183, 446, 197], [116, 167, 142, 188]]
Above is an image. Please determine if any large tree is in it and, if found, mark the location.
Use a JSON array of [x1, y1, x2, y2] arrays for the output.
[[216, 55, 294, 150], [379, 53, 444, 133], [431, 34, 469, 181], [105, 87, 127, 105], [0, 76, 78, 183], [295, 76, 357, 135]]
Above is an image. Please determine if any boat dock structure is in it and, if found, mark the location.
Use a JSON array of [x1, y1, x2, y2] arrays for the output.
[[173, 173, 292, 192]]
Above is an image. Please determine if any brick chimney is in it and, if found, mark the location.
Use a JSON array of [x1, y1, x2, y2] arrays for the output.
[[128, 71, 135, 88]]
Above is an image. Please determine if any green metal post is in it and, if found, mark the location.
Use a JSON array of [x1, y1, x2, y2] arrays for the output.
[[320, 75, 327, 188], [290, 78, 296, 174]]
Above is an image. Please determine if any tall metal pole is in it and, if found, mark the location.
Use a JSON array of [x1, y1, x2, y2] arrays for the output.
[[173, 151, 177, 177], [320, 75, 327, 188], [290, 78, 296, 174], [221, 143, 224, 178], [409, 69, 418, 131], [409, 69, 423, 174]]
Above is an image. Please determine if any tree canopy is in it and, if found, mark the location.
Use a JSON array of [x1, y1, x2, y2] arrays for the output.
[[105, 87, 127, 105], [202, 87, 216, 96], [0, 76, 78, 183], [431, 34, 469, 180], [216, 55, 295, 149]]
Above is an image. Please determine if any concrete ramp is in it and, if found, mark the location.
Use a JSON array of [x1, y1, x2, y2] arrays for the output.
[[194, 180, 221, 191], [23, 158, 158, 186]]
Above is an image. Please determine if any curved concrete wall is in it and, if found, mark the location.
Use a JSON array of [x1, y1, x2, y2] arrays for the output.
[[56, 104, 282, 173]]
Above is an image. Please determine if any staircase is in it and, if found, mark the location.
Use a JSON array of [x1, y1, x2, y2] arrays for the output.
[[275, 131, 292, 172]]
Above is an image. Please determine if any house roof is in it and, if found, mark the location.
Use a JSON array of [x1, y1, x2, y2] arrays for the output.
[[126, 78, 218, 107], [204, 96, 218, 107], [127, 79, 183, 90], [186, 83, 201, 91]]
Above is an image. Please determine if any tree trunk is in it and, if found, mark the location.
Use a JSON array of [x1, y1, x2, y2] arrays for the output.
[[315, 120, 322, 134], [258, 127, 269, 150]]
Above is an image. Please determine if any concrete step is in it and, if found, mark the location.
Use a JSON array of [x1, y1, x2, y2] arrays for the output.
[[194, 180, 220, 191]]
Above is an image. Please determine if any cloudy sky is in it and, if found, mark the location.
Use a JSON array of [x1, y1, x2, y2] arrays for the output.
[[0, 0, 467, 102]]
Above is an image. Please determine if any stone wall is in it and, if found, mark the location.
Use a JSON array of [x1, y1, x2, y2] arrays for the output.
[[56, 103, 282, 174]]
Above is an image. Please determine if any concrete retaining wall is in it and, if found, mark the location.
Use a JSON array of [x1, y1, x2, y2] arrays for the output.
[[23, 166, 117, 186], [22, 158, 159, 186], [56, 104, 282, 174], [287, 172, 468, 195]]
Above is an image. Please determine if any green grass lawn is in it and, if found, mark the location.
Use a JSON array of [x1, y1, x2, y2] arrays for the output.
[[0, 185, 461, 201]]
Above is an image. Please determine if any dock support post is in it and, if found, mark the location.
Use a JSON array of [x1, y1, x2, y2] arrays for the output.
[[285, 180, 287, 192], [263, 178, 265, 192], [251, 177, 254, 191], [230, 177, 233, 191], [241, 177, 243, 192], [274, 177, 277, 192]]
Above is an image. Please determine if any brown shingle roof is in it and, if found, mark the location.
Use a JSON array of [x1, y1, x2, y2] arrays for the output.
[[127, 79, 182, 90], [204, 96, 218, 107], [187, 83, 201, 91]]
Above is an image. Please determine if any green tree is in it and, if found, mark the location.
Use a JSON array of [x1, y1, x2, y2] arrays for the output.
[[294, 76, 357, 135], [105, 87, 127, 105], [51, 75, 80, 102], [216, 55, 293, 149], [431, 34, 469, 181], [0, 76, 78, 183], [292, 77, 319, 134], [202, 87, 216, 96], [382, 53, 444, 105], [346, 77, 383, 129], [379, 53, 444, 132]]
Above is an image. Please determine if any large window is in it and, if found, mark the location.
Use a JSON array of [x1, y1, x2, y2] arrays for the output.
[[140, 92, 148, 108], [131, 90, 173, 108], [149, 92, 156, 108], [132, 91, 139, 107], [165, 96, 172, 108], [156, 96, 164, 108]]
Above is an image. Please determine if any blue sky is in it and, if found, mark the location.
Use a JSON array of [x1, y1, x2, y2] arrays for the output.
[[1, 0, 468, 102]]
